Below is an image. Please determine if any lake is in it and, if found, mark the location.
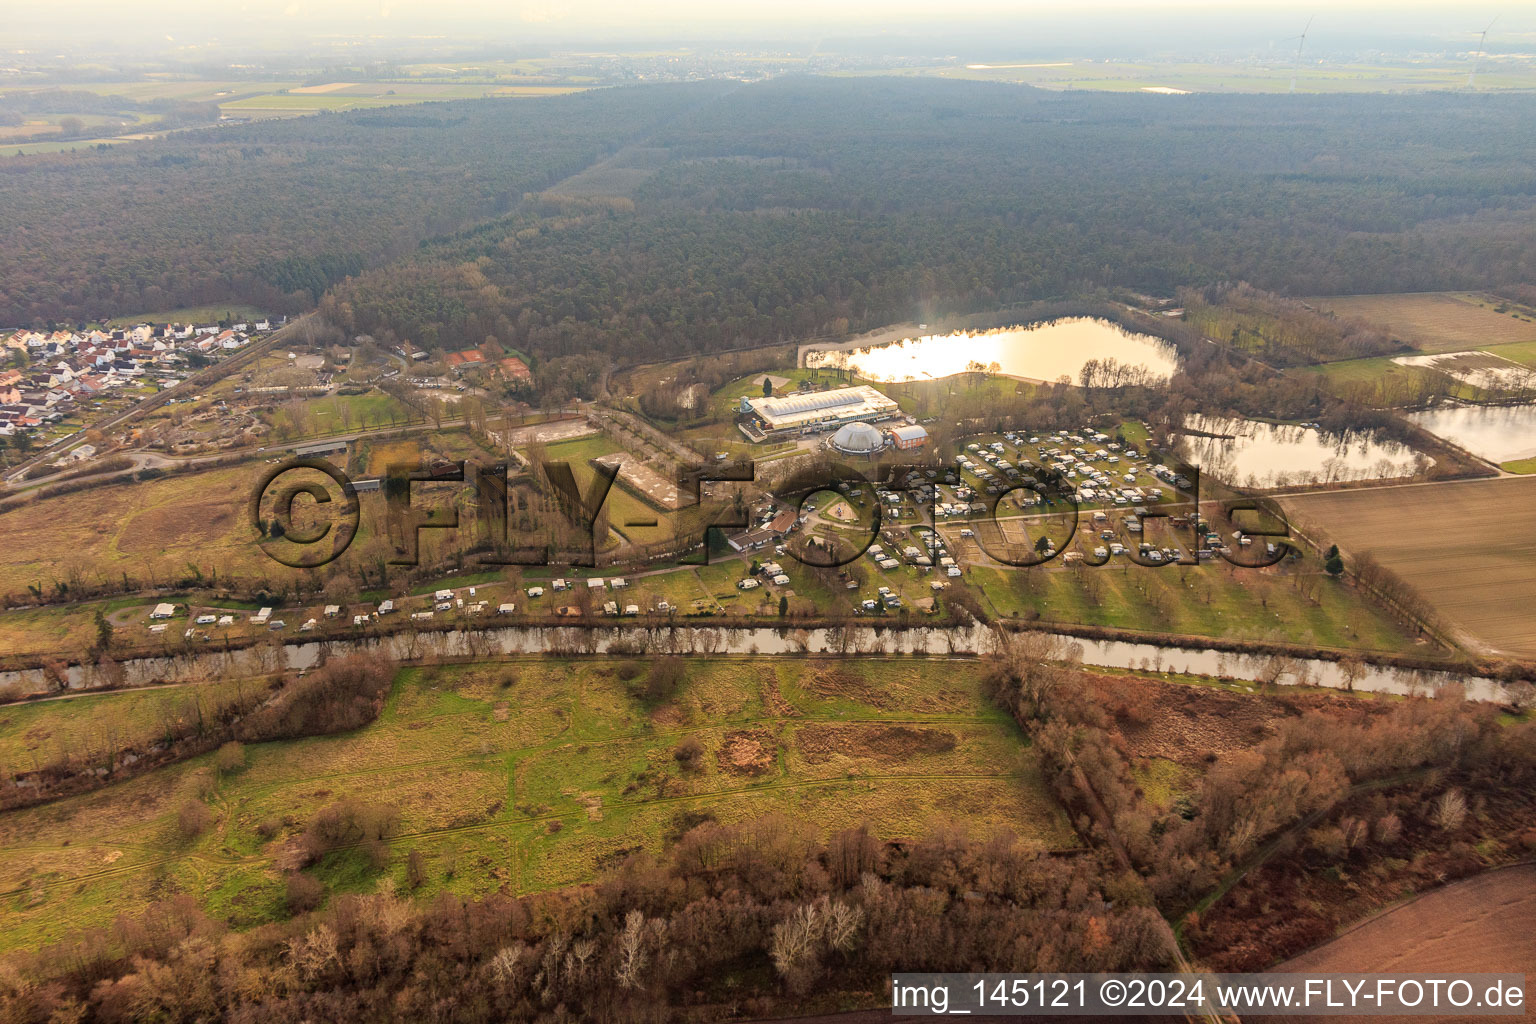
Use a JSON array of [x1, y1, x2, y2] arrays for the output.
[[804, 318, 1181, 384], [1407, 403, 1536, 464], [1174, 415, 1429, 488]]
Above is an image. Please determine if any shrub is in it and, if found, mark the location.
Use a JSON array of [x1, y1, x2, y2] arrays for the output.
[[673, 736, 704, 771], [406, 849, 427, 890], [238, 654, 394, 742], [300, 798, 399, 868], [177, 800, 214, 839], [633, 656, 686, 703], [214, 741, 246, 774], [285, 872, 324, 914]]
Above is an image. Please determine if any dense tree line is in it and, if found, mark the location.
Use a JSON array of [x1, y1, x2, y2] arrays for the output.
[[0, 814, 1170, 1022], [12, 76, 1535, 358], [0, 655, 394, 812]]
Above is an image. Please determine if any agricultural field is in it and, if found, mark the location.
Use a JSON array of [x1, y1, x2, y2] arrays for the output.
[[841, 61, 1536, 94], [0, 656, 1069, 952], [2, 80, 593, 154], [222, 82, 588, 118], [542, 145, 671, 199], [1282, 477, 1536, 657], [966, 562, 1416, 652], [1307, 292, 1536, 354], [68, 81, 303, 103], [1274, 864, 1536, 977], [0, 460, 392, 603], [103, 304, 267, 329]]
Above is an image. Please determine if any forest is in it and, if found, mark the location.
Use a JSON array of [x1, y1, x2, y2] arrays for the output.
[[316, 77, 1536, 366], [0, 83, 720, 325], [7, 78, 1534, 360]]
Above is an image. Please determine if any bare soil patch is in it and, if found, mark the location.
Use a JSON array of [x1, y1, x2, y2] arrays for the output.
[[759, 670, 799, 718], [796, 724, 957, 764], [823, 500, 858, 522], [718, 729, 777, 776], [592, 453, 685, 510]]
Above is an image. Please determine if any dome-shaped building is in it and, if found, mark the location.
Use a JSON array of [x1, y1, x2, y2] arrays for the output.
[[829, 421, 886, 455]]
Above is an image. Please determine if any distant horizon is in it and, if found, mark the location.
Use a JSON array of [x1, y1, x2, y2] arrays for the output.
[[7, 1, 1534, 61]]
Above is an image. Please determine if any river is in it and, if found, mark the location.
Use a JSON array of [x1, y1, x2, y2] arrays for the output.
[[1, 623, 1513, 704]]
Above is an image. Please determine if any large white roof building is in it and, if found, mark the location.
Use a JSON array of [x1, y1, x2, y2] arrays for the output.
[[742, 385, 898, 436]]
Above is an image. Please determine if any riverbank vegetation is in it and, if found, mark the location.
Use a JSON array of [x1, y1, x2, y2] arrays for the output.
[[985, 631, 1536, 974]]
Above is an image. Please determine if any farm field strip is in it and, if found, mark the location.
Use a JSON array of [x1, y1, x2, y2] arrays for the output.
[[1306, 292, 1536, 353], [1281, 477, 1536, 657]]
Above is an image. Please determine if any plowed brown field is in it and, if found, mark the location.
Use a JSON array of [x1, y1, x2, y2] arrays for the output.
[[1271, 865, 1535, 1024]]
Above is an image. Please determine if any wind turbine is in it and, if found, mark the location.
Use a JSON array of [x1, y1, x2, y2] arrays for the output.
[[1289, 16, 1314, 94], [1467, 17, 1499, 89]]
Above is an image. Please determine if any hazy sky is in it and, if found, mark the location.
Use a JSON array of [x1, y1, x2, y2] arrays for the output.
[[9, 0, 1531, 56]]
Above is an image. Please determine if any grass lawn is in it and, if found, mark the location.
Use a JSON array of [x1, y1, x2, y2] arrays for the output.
[[1484, 340, 1536, 370], [1501, 457, 1536, 475], [0, 600, 139, 666], [1289, 356, 1481, 405], [278, 393, 415, 438], [1129, 756, 1197, 812], [0, 656, 1069, 951], [888, 374, 1032, 418]]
